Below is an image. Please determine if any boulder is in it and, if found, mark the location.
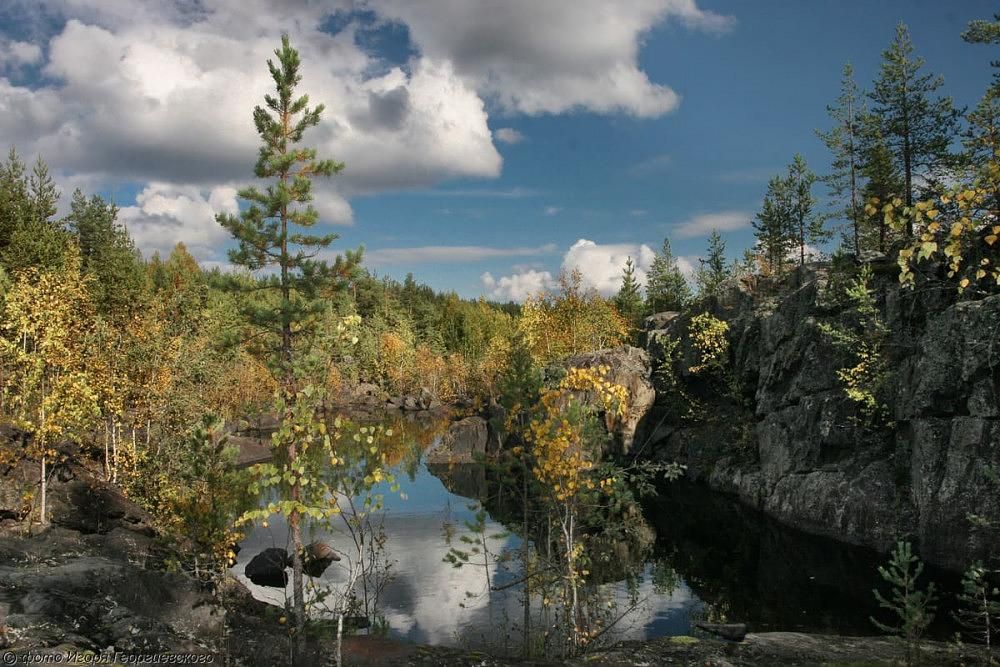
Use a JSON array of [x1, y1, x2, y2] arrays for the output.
[[644, 311, 681, 331], [351, 382, 383, 403], [565, 346, 656, 455], [244, 547, 290, 588], [696, 623, 748, 642], [302, 541, 340, 578]]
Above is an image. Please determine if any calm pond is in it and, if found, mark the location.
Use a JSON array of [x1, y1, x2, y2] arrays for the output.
[[232, 413, 960, 650]]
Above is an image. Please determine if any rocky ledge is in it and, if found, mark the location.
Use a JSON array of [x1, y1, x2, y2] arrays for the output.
[[634, 261, 1000, 571]]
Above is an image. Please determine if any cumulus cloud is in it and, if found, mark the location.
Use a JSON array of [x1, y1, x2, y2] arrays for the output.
[[672, 210, 751, 238], [481, 269, 554, 302], [365, 0, 733, 117], [118, 182, 237, 261], [0, 0, 733, 260], [0, 40, 43, 68], [562, 239, 656, 295], [494, 127, 525, 144], [481, 238, 659, 302]]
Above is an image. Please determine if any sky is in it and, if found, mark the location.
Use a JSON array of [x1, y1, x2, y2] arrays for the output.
[[0, 0, 997, 300]]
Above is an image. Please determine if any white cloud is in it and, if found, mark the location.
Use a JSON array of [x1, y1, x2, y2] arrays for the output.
[[366, 0, 733, 117], [482, 238, 660, 302], [0, 1, 734, 258], [1, 40, 43, 67], [367, 243, 557, 266], [544, 206, 561, 216], [672, 210, 751, 238], [676, 255, 699, 280], [494, 127, 525, 144], [562, 238, 656, 295], [119, 182, 237, 261], [481, 269, 554, 302]]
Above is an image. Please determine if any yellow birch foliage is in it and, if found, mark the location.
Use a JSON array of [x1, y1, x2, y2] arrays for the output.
[[528, 366, 628, 502], [870, 154, 1000, 294], [0, 246, 100, 515], [518, 270, 629, 366]]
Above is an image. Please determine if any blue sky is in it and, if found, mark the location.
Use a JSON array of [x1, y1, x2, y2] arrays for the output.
[[1, 0, 996, 300]]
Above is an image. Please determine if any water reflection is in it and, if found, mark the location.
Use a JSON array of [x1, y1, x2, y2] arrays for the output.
[[233, 413, 962, 650]]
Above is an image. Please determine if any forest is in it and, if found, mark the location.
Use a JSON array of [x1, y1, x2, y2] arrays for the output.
[[1, 9, 999, 667]]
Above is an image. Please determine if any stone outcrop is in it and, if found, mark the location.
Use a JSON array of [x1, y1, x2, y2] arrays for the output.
[[643, 265, 1000, 571], [565, 346, 657, 455], [424, 416, 490, 464]]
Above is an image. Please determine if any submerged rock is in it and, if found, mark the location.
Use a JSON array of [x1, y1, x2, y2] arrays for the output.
[[244, 547, 290, 588], [302, 541, 340, 577]]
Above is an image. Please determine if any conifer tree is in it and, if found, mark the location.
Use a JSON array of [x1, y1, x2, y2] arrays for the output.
[[65, 190, 147, 320], [645, 238, 690, 313], [754, 174, 794, 277], [613, 256, 644, 332], [0, 149, 67, 272], [860, 123, 905, 252], [786, 154, 826, 267], [869, 23, 961, 234], [695, 230, 729, 298], [962, 14, 1000, 87], [817, 63, 866, 255], [215, 34, 360, 640]]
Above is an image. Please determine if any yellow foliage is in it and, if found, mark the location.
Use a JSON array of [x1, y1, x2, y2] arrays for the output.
[[687, 313, 729, 375], [528, 365, 628, 503], [876, 153, 1000, 293], [518, 270, 629, 366]]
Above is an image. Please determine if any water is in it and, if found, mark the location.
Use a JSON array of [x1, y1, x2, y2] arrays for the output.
[[232, 413, 962, 649]]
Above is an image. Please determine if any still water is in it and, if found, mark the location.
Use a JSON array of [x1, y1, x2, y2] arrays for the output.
[[232, 413, 960, 649]]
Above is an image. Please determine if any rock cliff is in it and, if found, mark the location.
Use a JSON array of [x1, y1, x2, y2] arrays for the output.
[[640, 262, 999, 571]]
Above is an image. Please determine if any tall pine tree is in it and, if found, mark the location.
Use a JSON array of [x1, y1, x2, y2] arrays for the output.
[[215, 34, 360, 639], [869, 23, 961, 234], [644, 237, 690, 313], [695, 230, 729, 298], [817, 63, 866, 255], [754, 174, 793, 277], [860, 122, 905, 253], [786, 154, 826, 267], [614, 256, 644, 332]]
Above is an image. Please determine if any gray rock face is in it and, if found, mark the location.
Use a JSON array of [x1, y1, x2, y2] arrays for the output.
[[425, 416, 489, 464], [644, 268, 1000, 571], [565, 346, 657, 455]]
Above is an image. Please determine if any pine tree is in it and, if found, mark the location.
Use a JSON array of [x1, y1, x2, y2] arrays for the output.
[[613, 256, 644, 332], [64, 190, 147, 320], [953, 561, 999, 653], [871, 540, 938, 666], [0, 149, 67, 272], [28, 156, 58, 224], [962, 85, 1000, 217], [962, 14, 1000, 87], [645, 238, 690, 313], [695, 230, 729, 298], [869, 23, 962, 234], [786, 154, 826, 267], [860, 122, 905, 253], [215, 34, 360, 640], [817, 63, 866, 255], [754, 174, 794, 277]]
